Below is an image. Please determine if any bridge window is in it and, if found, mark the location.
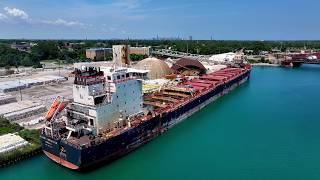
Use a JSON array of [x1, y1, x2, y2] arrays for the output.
[[89, 119, 94, 126]]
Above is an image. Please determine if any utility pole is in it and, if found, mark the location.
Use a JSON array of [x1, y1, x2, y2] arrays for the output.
[[18, 78, 22, 101], [186, 43, 189, 54], [58, 59, 61, 77]]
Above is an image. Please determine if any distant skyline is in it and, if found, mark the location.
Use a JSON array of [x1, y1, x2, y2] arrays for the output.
[[0, 0, 320, 40]]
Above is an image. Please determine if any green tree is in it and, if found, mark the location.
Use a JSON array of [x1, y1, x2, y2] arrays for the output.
[[130, 54, 147, 61], [31, 41, 59, 60], [21, 55, 33, 66]]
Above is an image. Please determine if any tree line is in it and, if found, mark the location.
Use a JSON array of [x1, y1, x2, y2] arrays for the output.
[[1, 40, 320, 68], [0, 41, 87, 68]]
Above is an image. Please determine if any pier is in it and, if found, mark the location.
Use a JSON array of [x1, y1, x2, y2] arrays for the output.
[[281, 59, 320, 67]]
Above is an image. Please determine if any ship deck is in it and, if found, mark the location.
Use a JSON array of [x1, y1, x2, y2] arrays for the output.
[[97, 65, 251, 141]]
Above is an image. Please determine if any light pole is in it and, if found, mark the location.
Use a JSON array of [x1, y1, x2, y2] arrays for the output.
[[18, 78, 22, 101], [59, 59, 61, 77]]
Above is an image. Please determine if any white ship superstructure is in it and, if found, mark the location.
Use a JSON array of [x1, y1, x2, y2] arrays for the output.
[[65, 66, 144, 137]]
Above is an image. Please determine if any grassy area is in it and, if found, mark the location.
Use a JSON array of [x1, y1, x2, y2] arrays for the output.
[[0, 117, 24, 135], [18, 129, 41, 145], [0, 117, 41, 164]]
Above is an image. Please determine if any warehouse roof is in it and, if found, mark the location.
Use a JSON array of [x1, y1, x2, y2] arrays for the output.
[[171, 58, 206, 75], [86, 48, 112, 51], [0, 75, 67, 93]]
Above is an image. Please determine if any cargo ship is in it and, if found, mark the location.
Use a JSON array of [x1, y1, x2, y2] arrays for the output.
[[40, 63, 251, 170]]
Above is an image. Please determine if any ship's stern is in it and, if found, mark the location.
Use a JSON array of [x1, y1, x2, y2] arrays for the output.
[[40, 134, 82, 170]]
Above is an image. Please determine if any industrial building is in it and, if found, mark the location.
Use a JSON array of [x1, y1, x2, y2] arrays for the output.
[[130, 47, 150, 56], [113, 45, 131, 66], [209, 52, 244, 63], [0, 75, 67, 93], [0, 100, 46, 121], [0, 93, 17, 105], [86, 48, 113, 61], [10, 42, 36, 52], [64, 42, 85, 50], [171, 58, 207, 76], [86, 46, 150, 61], [0, 133, 29, 154]]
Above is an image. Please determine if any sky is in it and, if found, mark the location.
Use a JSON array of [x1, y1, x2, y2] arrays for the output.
[[0, 0, 320, 40]]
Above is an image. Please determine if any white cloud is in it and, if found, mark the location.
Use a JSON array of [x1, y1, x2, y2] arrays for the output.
[[0, 13, 7, 20], [0, 7, 86, 28], [4, 7, 29, 20], [41, 18, 85, 27]]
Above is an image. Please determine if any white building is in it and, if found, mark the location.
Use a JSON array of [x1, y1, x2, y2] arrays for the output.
[[209, 52, 244, 63], [209, 53, 236, 62]]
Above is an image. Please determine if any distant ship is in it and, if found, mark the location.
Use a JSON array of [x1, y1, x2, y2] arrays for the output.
[[40, 62, 251, 170]]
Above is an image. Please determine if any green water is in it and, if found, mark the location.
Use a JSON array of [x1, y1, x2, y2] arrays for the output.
[[1, 65, 320, 180]]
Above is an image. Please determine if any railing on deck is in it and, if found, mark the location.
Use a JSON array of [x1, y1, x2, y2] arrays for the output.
[[74, 75, 105, 86]]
